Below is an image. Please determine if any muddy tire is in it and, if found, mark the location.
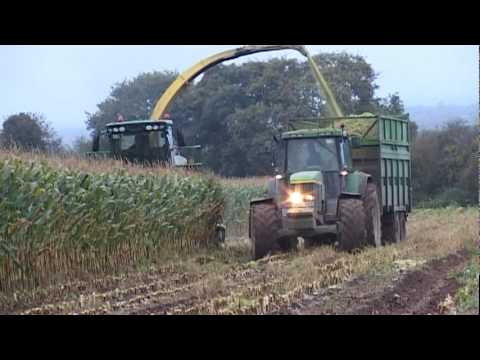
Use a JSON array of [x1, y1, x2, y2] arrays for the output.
[[278, 237, 298, 252], [337, 198, 367, 252], [364, 183, 382, 248], [382, 212, 407, 244], [250, 203, 281, 260]]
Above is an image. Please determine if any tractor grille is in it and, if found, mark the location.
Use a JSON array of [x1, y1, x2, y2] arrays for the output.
[[323, 171, 341, 216], [291, 183, 315, 196], [323, 171, 341, 199]]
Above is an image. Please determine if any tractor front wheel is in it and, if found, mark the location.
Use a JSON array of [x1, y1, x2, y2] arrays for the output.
[[337, 198, 367, 252], [250, 203, 281, 260]]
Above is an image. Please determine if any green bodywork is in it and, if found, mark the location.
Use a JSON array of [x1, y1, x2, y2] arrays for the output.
[[290, 171, 322, 184], [283, 114, 412, 213], [344, 171, 365, 195]]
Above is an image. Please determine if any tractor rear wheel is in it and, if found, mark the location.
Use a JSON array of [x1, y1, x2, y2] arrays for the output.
[[364, 183, 382, 248], [250, 202, 281, 260], [337, 198, 367, 252]]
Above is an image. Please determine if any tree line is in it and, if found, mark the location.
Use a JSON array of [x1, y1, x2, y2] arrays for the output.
[[1, 52, 477, 206]]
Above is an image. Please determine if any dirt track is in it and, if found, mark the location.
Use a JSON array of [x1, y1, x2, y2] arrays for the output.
[[7, 208, 478, 316], [275, 251, 468, 315], [13, 249, 472, 315]]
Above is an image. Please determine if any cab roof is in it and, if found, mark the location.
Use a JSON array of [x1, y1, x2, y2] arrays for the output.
[[106, 119, 173, 127]]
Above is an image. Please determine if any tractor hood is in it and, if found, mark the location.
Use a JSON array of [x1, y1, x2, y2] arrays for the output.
[[289, 171, 323, 184]]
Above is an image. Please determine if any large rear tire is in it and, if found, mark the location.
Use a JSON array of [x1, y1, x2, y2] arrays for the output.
[[364, 183, 382, 248], [337, 198, 367, 252], [250, 203, 281, 260]]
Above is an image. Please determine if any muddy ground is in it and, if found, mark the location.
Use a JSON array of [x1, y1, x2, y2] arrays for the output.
[[275, 251, 469, 315], [4, 209, 478, 316]]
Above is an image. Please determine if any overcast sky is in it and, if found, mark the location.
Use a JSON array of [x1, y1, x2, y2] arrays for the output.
[[0, 45, 477, 143]]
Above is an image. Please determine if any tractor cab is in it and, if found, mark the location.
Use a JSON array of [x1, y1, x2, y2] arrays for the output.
[[274, 127, 354, 223], [281, 128, 352, 176], [91, 120, 202, 167]]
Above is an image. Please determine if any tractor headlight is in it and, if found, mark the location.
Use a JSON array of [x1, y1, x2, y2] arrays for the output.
[[287, 191, 315, 207], [304, 194, 314, 201], [288, 192, 304, 206]]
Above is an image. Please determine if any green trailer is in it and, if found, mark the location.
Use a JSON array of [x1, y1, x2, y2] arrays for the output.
[[249, 114, 412, 259], [334, 114, 412, 243]]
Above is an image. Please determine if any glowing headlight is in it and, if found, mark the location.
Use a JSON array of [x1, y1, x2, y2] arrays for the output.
[[146, 125, 153, 131], [340, 170, 348, 177], [153, 125, 159, 131], [113, 128, 119, 133], [119, 127, 126, 132], [304, 194, 315, 201], [288, 192, 303, 205]]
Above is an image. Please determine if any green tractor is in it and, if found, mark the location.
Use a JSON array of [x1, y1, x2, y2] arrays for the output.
[[90, 119, 202, 167], [250, 114, 412, 259]]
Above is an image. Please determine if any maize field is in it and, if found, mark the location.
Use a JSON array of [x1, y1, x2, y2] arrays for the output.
[[0, 155, 262, 294]]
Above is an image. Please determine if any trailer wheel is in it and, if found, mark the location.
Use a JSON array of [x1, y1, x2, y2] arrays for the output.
[[250, 203, 281, 260], [337, 198, 367, 252], [399, 212, 407, 241], [382, 212, 407, 244], [364, 183, 382, 248]]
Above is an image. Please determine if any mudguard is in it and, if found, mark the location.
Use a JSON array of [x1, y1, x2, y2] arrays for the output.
[[341, 171, 371, 199]]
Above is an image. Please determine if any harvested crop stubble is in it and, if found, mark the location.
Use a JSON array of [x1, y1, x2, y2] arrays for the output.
[[0, 157, 224, 293]]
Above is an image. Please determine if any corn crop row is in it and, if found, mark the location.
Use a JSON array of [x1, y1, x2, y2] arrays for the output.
[[0, 158, 225, 293]]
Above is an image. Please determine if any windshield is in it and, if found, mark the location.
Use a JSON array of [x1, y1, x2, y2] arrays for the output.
[[116, 132, 167, 151], [287, 138, 340, 173], [111, 131, 169, 162]]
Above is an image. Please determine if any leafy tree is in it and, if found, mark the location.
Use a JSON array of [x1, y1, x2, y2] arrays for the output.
[[85, 52, 406, 176], [72, 135, 93, 154], [86, 71, 178, 134], [412, 119, 477, 206], [1, 113, 62, 152], [377, 93, 405, 115]]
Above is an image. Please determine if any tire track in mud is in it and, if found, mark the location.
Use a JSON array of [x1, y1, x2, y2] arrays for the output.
[[276, 250, 470, 315], [351, 251, 468, 315]]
